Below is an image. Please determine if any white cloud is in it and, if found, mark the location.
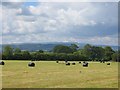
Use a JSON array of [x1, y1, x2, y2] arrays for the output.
[[1, 2, 118, 45], [2, 0, 26, 2], [37, 0, 119, 2]]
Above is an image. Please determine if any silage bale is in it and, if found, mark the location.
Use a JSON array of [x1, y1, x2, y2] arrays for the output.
[[28, 62, 35, 67], [0, 61, 5, 65]]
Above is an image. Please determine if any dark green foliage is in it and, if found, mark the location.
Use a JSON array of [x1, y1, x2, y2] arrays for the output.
[[14, 48, 21, 54], [83, 44, 105, 61], [2, 45, 13, 60], [53, 45, 73, 53], [13, 53, 23, 60], [38, 50, 44, 53], [21, 51, 31, 60], [0, 53, 2, 60], [104, 46, 114, 61], [69, 44, 79, 52], [112, 51, 120, 62], [2, 44, 118, 62]]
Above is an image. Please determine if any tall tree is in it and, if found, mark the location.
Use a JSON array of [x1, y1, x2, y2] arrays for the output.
[[104, 46, 115, 60], [83, 44, 93, 60], [83, 44, 105, 61], [53, 45, 73, 54], [69, 44, 79, 52], [91, 46, 105, 61], [14, 48, 21, 54], [3, 45, 13, 59], [38, 50, 44, 53], [22, 50, 31, 60], [0, 53, 2, 60], [112, 51, 120, 62]]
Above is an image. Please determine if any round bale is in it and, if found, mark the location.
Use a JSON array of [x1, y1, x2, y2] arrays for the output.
[[83, 61, 86, 63], [65, 60, 68, 63], [56, 60, 59, 63], [66, 62, 70, 66], [100, 61, 102, 63], [83, 62, 88, 67], [28, 62, 35, 67], [72, 62, 76, 65], [0, 61, 5, 65], [79, 61, 81, 64], [101, 61, 105, 63]]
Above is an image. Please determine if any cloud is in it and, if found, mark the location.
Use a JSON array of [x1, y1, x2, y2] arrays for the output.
[[2, 1, 24, 8], [37, 0, 119, 2], [1, 2, 118, 45]]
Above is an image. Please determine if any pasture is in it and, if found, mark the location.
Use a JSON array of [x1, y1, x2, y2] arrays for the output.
[[1, 60, 118, 88]]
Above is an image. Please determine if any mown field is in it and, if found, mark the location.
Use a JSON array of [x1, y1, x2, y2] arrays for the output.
[[1, 60, 118, 88]]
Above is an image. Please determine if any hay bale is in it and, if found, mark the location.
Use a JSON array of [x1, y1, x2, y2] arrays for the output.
[[0, 61, 5, 65], [65, 60, 68, 63], [56, 60, 59, 63], [107, 63, 110, 65], [66, 63, 70, 66], [83, 61, 86, 63], [83, 62, 88, 67], [100, 61, 102, 63], [28, 62, 35, 67], [79, 62, 81, 64], [72, 62, 76, 65], [103, 61, 105, 63]]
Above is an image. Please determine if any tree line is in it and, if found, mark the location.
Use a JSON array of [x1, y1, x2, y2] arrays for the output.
[[1, 44, 120, 62]]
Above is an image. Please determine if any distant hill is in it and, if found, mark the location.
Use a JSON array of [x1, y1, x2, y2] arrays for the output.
[[0, 42, 118, 52]]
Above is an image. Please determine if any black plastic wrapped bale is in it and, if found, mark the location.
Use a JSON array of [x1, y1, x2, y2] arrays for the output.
[[79, 61, 81, 63], [83, 62, 88, 67], [0, 61, 5, 65], [65, 60, 68, 63], [100, 61, 102, 63], [72, 63, 76, 65], [66, 63, 70, 66], [56, 60, 59, 63], [83, 61, 86, 63], [107, 63, 110, 65], [28, 62, 35, 67]]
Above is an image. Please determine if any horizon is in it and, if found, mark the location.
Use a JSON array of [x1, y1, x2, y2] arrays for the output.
[[0, 42, 119, 47]]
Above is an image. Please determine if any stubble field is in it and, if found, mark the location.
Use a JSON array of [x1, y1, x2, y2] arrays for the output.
[[1, 60, 118, 88]]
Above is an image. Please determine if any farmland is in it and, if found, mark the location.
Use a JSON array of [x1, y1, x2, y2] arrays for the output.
[[1, 60, 118, 88]]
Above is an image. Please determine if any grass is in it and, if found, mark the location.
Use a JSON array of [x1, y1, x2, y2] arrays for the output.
[[1, 60, 118, 88]]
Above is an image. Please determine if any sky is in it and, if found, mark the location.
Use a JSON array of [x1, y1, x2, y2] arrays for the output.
[[0, 0, 119, 45]]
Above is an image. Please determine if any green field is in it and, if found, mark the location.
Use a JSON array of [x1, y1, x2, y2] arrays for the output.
[[1, 61, 118, 88]]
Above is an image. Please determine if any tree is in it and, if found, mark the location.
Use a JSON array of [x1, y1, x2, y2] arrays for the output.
[[91, 46, 105, 61], [112, 53, 118, 62], [69, 44, 79, 52], [112, 51, 120, 62], [83, 44, 105, 61], [21, 50, 31, 60], [0, 53, 2, 60], [104, 46, 115, 61], [38, 50, 44, 53], [14, 48, 21, 54], [3, 45, 13, 59], [53, 45, 73, 54], [83, 44, 93, 60]]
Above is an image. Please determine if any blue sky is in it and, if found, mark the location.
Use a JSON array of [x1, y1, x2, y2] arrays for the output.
[[1, 1, 118, 45]]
